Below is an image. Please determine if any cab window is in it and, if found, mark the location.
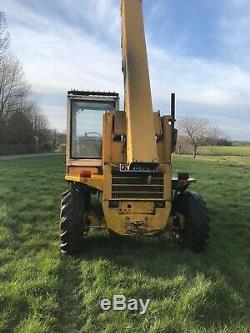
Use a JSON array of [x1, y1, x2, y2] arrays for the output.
[[71, 100, 114, 159]]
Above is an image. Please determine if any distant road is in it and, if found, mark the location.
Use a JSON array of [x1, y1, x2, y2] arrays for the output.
[[0, 153, 64, 161]]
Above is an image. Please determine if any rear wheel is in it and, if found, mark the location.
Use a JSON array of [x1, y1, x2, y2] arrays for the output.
[[173, 191, 210, 252], [60, 187, 87, 254]]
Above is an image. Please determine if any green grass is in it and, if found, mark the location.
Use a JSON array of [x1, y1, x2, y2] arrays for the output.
[[0, 155, 250, 332], [198, 145, 250, 156]]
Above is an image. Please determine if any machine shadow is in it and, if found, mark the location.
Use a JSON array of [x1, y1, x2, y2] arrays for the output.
[[77, 231, 211, 280], [72, 230, 249, 329]]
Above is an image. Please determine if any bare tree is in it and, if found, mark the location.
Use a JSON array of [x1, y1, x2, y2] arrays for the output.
[[0, 12, 10, 58], [0, 55, 30, 123], [176, 134, 189, 155], [178, 117, 211, 158], [0, 12, 52, 153], [0, 11, 30, 134]]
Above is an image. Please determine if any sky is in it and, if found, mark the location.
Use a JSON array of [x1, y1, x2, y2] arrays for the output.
[[1, 0, 250, 140]]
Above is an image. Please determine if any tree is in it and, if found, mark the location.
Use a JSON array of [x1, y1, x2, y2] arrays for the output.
[[216, 138, 232, 146], [5, 111, 34, 144], [0, 12, 10, 57], [177, 117, 231, 157], [176, 134, 189, 155], [0, 11, 52, 154], [0, 55, 30, 124], [178, 117, 212, 158]]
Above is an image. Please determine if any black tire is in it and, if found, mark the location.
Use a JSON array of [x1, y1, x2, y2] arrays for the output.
[[173, 191, 210, 252], [60, 188, 87, 254], [108, 229, 125, 241]]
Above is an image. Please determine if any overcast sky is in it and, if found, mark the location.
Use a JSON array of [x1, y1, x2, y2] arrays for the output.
[[1, 0, 250, 140]]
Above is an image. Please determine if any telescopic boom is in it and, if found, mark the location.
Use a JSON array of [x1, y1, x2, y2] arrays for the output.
[[121, 0, 158, 165]]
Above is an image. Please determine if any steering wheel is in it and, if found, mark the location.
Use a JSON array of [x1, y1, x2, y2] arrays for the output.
[[84, 132, 101, 137]]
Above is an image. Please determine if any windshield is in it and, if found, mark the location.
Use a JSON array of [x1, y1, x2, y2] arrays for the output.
[[71, 100, 115, 159]]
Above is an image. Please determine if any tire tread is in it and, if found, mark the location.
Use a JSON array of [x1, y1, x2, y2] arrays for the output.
[[173, 191, 210, 252]]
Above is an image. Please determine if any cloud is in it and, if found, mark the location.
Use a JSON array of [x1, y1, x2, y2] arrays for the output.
[[11, 24, 122, 93], [1, 0, 250, 140], [149, 45, 250, 108], [219, 0, 250, 68], [61, 0, 120, 41]]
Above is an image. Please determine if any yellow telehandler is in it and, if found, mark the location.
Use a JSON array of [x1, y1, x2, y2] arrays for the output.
[[60, 0, 210, 254]]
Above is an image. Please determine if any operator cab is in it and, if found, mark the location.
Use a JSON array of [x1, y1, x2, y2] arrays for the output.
[[67, 91, 119, 163]]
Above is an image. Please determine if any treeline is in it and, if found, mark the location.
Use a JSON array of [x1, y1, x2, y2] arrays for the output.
[[0, 12, 53, 155], [203, 137, 232, 146]]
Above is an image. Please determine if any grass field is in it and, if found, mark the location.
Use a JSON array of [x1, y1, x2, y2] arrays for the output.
[[0, 155, 250, 333], [198, 145, 250, 156]]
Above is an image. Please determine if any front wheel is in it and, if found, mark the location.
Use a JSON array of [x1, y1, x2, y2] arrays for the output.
[[172, 191, 210, 252], [60, 188, 87, 254], [108, 229, 125, 241]]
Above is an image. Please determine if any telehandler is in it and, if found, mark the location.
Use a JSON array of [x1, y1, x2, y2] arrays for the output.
[[60, 0, 210, 254]]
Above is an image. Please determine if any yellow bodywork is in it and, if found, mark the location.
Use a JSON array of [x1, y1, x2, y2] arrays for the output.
[[65, 0, 174, 236], [121, 0, 158, 164]]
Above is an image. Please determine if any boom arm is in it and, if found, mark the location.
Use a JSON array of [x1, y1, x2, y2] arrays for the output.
[[121, 0, 158, 165]]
